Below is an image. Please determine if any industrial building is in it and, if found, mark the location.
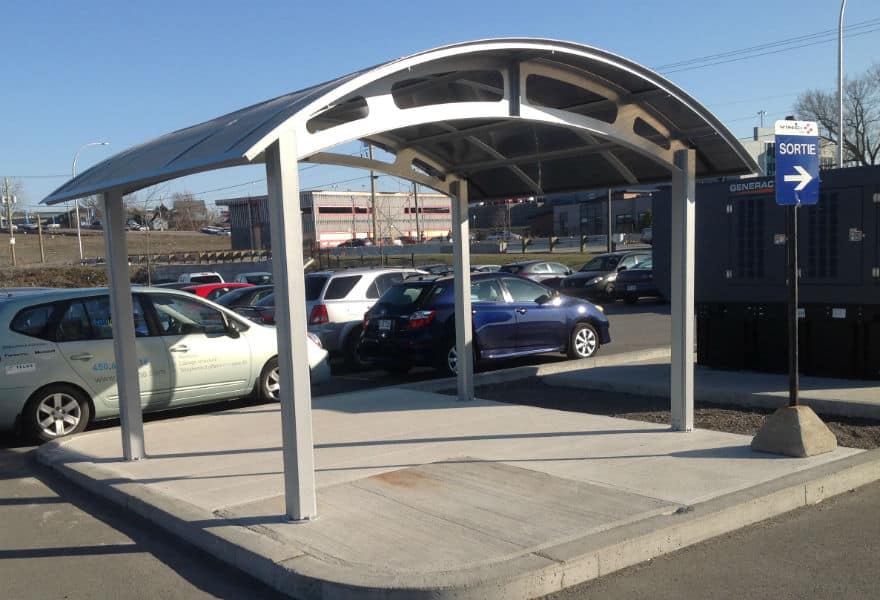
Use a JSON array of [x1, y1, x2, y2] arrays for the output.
[[217, 189, 451, 249]]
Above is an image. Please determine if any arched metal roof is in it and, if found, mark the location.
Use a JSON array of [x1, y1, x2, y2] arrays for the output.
[[43, 38, 758, 205]]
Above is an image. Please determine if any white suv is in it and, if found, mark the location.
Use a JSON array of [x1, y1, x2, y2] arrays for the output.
[[305, 267, 424, 368]]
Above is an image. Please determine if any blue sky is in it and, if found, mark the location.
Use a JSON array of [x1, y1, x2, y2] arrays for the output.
[[3, 1, 879, 211]]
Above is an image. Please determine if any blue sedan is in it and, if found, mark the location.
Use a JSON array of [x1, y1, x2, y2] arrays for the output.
[[358, 273, 610, 376]]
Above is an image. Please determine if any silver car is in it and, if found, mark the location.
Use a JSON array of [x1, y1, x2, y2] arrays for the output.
[[0, 287, 329, 442], [306, 267, 424, 368]]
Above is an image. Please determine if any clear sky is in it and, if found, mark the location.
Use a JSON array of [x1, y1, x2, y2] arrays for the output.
[[3, 0, 879, 212]]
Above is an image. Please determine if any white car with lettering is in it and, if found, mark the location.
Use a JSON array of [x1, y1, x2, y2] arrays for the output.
[[0, 287, 329, 442]]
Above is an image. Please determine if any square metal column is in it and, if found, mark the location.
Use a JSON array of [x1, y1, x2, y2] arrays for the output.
[[450, 180, 474, 401], [101, 190, 146, 460], [670, 149, 695, 431], [264, 134, 318, 521]]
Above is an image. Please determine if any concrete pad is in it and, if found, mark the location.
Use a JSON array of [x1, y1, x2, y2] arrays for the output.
[[752, 405, 838, 457], [543, 359, 880, 420], [35, 386, 880, 600]]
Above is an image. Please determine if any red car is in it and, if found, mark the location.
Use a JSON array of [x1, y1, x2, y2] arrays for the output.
[[181, 283, 253, 302]]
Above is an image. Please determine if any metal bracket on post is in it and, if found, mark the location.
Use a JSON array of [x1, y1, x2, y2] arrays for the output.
[[102, 190, 146, 460], [265, 133, 318, 522], [450, 179, 474, 402]]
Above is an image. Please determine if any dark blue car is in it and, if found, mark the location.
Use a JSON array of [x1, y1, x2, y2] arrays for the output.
[[358, 273, 610, 376]]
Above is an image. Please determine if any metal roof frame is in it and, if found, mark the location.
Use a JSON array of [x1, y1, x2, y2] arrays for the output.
[[47, 39, 757, 524], [44, 38, 756, 205]]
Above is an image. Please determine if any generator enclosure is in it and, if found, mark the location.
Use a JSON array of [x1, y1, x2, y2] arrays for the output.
[[653, 165, 880, 379]]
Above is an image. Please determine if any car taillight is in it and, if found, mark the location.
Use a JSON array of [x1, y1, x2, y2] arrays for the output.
[[407, 309, 436, 329], [362, 313, 370, 329], [260, 312, 275, 325], [307, 332, 323, 349], [309, 304, 329, 325]]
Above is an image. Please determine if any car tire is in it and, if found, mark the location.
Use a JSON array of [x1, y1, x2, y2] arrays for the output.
[[435, 341, 477, 377], [436, 342, 459, 377], [258, 357, 280, 402], [383, 363, 412, 375], [23, 384, 91, 443], [604, 282, 616, 299], [568, 322, 599, 359], [343, 328, 369, 371]]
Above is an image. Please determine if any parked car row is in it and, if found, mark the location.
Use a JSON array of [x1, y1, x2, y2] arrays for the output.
[[2, 255, 644, 443]]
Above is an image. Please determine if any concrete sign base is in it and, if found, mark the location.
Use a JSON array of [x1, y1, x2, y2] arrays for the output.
[[752, 406, 838, 457]]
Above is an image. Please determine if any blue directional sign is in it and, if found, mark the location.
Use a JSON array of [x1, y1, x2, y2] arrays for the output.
[[774, 120, 820, 206]]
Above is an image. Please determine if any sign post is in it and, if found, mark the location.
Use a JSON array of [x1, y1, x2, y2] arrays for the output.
[[774, 120, 820, 408]]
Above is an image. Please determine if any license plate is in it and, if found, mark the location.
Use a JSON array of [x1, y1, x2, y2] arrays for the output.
[[626, 285, 637, 291], [378, 319, 392, 331]]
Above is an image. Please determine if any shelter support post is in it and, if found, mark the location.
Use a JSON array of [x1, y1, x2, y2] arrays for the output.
[[101, 190, 146, 460], [670, 149, 695, 432], [265, 134, 318, 521], [451, 180, 474, 401]]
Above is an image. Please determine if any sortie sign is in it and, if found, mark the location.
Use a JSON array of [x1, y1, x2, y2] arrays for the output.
[[774, 120, 820, 206]]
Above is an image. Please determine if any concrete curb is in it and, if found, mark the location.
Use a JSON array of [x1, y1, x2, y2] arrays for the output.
[[401, 347, 671, 394], [35, 440, 880, 600], [544, 367, 880, 421]]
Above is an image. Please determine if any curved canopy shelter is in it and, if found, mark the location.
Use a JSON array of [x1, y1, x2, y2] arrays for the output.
[[44, 38, 757, 521]]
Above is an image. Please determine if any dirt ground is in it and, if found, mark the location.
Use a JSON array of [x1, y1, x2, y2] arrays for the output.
[[0, 229, 232, 268], [467, 377, 880, 450]]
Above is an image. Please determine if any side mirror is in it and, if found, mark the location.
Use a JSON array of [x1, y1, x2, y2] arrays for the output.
[[226, 318, 242, 338], [617, 265, 628, 272], [535, 294, 551, 305], [565, 270, 573, 276]]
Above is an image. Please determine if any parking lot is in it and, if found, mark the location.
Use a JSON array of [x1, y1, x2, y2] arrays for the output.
[[0, 297, 670, 450]]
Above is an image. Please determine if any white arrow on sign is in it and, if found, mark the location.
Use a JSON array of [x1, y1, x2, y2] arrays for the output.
[[783, 165, 813, 191]]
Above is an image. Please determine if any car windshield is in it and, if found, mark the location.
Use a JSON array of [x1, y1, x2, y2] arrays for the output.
[[579, 255, 620, 271], [378, 282, 437, 308], [255, 293, 274, 308], [190, 275, 222, 284], [304, 275, 329, 301], [499, 264, 523, 274], [634, 258, 653, 270]]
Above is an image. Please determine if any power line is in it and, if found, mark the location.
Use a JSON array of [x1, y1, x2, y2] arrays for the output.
[[656, 20, 880, 74], [655, 26, 880, 74]]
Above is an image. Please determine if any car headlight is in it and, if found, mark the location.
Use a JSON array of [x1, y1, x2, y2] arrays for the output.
[[595, 305, 604, 312], [587, 276, 604, 286]]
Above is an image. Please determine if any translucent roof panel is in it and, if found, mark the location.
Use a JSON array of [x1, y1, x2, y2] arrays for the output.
[[44, 39, 758, 205]]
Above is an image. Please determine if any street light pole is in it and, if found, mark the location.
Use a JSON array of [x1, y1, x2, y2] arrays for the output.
[[72, 141, 110, 262], [838, 0, 847, 168]]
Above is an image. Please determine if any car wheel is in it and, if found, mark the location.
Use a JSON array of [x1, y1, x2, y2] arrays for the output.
[[23, 384, 91, 443], [436, 341, 477, 376], [383, 363, 412, 375], [568, 322, 599, 359], [259, 357, 280, 401], [436, 340, 458, 376], [343, 328, 369, 371], [604, 282, 616, 299]]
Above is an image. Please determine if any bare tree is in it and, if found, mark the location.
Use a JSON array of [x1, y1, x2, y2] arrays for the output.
[[170, 191, 208, 230], [795, 63, 880, 166]]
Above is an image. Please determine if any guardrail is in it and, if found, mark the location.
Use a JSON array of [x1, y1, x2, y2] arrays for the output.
[[126, 249, 273, 264]]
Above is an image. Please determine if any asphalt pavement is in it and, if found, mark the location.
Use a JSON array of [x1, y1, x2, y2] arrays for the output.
[[549, 478, 880, 600], [0, 447, 279, 600]]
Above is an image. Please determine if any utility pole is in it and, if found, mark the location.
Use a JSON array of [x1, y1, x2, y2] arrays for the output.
[[606, 189, 613, 252], [413, 182, 421, 242], [35, 210, 45, 263], [3, 177, 17, 266], [757, 110, 767, 128], [368, 144, 378, 244]]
